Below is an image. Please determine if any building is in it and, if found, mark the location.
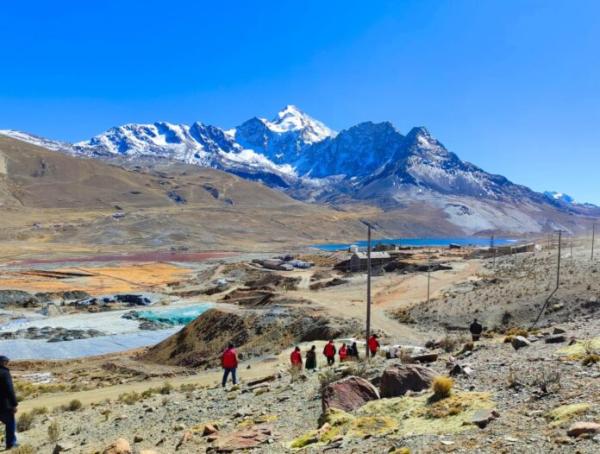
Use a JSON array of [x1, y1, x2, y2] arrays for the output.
[[335, 251, 393, 272]]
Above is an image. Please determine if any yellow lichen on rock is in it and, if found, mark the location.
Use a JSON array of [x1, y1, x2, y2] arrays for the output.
[[546, 403, 591, 427], [347, 415, 398, 438], [357, 391, 494, 436], [558, 337, 600, 360]]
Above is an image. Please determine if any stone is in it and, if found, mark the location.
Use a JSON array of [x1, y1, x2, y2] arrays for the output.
[[449, 363, 474, 377], [53, 441, 75, 453], [175, 431, 193, 450], [379, 364, 437, 398], [410, 353, 438, 363], [511, 336, 531, 350], [553, 327, 566, 334], [545, 334, 566, 344], [202, 423, 219, 436], [322, 376, 380, 413], [133, 435, 144, 443], [213, 425, 273, 451], [102, 438, 131, 454], [246, 374, 278, 387], [139, 451, 159, 454], [567, 422, 600, 437], [471, 409, 499, 429]]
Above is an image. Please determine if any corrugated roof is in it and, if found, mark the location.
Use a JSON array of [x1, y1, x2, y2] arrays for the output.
[[353, 251, 391, 259]]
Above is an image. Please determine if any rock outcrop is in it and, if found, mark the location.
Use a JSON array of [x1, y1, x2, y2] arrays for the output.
[[322, 376, 379, 413], [379, 364, 437, 398]]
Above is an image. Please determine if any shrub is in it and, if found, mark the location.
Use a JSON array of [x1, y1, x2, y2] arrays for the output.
[[12, 445, 35, 454], [31, 406, 48, 416], [16, 411, 34, 431], [118, 391, 141, 405], [288, 365, 303, 383], [48, 419, 60, 443], [431, 376, 453, 400], [61, 399, 82, 412], [159, 382, 173, 395], [505, 327, 528, 337], [318, 368, 339, 392], [582, 354, 600, 366]]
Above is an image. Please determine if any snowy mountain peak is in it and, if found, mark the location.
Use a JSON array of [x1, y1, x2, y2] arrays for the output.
[[266, 105, 335, 141], [544, 191, 575, 204]]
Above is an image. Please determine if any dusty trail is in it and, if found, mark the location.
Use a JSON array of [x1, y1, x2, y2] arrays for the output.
[[289, 259, 481, 344]]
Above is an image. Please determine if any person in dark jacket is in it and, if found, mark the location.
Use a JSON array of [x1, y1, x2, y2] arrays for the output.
[[469, 318, 483, 341], [305, 345, 317, 371], [0, 355, 18, 450], [348, 342, 360, 360]]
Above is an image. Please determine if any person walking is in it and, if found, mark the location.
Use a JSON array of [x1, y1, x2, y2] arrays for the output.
[[290, 346, 303, 370], [221, 343, 238, 387], [368, 334, 380, 358], [305, 345, 317, 371], [348, 341, 360, 360], [323, 340, 336, 366], [469, 318, 483, 341], [339, 343, 348, 362], [0, 356, 18, 450]]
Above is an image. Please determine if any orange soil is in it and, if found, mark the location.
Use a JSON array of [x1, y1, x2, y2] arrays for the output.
[[0, 262, 193, 295]]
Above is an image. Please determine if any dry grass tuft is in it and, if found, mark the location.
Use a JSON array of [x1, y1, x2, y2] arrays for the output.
[[431, 376, 454, 400]]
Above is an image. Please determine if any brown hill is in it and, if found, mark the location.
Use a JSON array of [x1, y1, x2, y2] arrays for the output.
[[0, 136, 367, 257], [142, 307, 359, 368]]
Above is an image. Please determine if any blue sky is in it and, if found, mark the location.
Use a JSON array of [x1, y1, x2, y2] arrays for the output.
[[1, 0, 599, 203]]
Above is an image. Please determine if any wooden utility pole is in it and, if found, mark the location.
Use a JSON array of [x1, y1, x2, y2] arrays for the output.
[[557, 230, 562, 288], [365, 223, 372, 360]]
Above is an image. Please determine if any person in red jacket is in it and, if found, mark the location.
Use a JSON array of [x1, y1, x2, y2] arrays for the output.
[[339, 343, 348, 362], [323, 340, 336, 366], [368, 334, 380, 358], [221, 343, 238, 387], [290, 346, 303, 369]]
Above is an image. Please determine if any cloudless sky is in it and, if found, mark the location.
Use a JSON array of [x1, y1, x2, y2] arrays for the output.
[[1, 0, 599, 203]]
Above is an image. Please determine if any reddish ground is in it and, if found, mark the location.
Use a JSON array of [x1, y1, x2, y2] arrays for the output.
[[12, 251, 236, 266]]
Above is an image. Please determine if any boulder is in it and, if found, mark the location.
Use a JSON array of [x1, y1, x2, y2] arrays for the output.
[[410, 353, 438, 363], [102, 438, 131, 454], [511, 336, 531, 350], [567, 421, 600, 437], [545, 334, 566, 344], [379, 364, 437, 398], [322, 376, 380, 413], [472, 408, 500, 429], [449, 363, 474, 377]]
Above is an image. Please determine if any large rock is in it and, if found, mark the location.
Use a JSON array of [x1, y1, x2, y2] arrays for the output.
[[102, 438, 131, 454], [379, 364, 437, 398], [567, 422, 600, 437], [213, 425, 273, 451], [511, 336, 531, 350], [322, 376, 379, 413]]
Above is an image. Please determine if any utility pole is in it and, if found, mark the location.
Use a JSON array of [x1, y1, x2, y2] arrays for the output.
[[532, 229, 563, 328], [557, 230, 562, 288], [491, 235, 496, 268], [592, 223, 596, 261], [365, 223, 372, 360], [427, 249, 432, 305]]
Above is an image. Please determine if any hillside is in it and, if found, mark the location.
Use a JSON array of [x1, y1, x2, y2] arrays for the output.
[[0, 136, 368, 258]]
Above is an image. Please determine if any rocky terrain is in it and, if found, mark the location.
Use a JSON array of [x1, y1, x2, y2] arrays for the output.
[[0, 240, 597, 453]]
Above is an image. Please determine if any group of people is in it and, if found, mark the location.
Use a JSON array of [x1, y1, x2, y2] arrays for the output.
[[291, 334, 380, 371], [220, 335, 382, 386]]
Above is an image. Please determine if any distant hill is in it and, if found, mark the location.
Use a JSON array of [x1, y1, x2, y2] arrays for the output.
[[0, 136, 367, 253]]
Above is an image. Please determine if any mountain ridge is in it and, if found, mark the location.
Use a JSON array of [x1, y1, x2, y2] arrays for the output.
[[2, 106, 598, 235]]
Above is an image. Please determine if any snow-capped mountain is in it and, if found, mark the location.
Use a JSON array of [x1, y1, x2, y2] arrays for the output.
[[2, 106, 598, 235], [544, 191, 575, 204], [232, 105, 335, 164]]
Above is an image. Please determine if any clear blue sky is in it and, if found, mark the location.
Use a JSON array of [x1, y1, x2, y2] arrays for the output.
[[2, 0, 599, 203]]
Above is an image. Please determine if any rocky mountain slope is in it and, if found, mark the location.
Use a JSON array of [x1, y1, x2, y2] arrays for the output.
[[2, 106, 598, 236]]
